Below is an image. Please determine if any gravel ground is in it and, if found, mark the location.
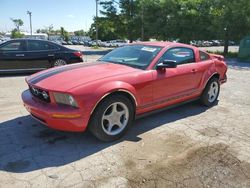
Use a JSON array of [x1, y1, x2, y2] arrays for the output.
[[0, 57, 250, 188]]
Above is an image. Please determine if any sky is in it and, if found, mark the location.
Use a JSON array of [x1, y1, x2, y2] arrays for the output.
[[0, 0, 99, 33]]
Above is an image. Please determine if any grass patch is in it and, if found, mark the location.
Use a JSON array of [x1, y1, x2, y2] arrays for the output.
[[91, 45, 101, 49]]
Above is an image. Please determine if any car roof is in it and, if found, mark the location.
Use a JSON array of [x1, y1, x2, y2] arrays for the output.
[[3, 38, 67, 49]]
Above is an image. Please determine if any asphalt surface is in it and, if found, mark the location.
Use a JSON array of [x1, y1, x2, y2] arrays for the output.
[[0, 55, 250, 187]]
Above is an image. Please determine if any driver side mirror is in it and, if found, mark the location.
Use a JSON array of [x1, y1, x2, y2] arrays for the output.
[[156, 60, 177, 69]]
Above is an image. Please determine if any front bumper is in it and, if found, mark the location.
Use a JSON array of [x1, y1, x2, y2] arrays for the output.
[[22, 89, 88, 132]]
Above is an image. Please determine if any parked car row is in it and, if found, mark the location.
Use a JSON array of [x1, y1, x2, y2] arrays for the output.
[[50, 39, 88, 46], [81, 39, 129, 48], [190, 40, 236, 47]]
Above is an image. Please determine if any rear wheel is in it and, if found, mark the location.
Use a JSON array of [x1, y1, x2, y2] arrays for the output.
[[200, 77, 220, 107], [53, 59, 67, 67], [89, 95, 134, 142]]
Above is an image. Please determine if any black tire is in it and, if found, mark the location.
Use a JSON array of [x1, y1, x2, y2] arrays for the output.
[[53, 59, 67, 67], [89, 94, 134, 142], [200, 77, 220, 107]]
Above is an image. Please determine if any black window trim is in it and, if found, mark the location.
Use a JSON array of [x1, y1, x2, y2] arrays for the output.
[[153, 46, 196, 69]]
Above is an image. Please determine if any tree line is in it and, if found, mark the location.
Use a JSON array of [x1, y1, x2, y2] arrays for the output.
[[89, 0, 250, 53]]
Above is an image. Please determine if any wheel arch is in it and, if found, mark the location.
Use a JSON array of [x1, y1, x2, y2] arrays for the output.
[[90, 89, 137, 115], [203, 72, 220, 90]]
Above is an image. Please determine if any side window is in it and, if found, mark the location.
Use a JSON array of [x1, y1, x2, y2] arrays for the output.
[[27, 41, 50, 51], [159, 47, 195, 65], [49, 43, 60, 50], [0, 41, 24, 51], [199, 51, 210, 61]]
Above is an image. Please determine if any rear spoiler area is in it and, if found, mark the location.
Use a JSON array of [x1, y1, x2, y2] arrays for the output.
[[210, 53, 225, 61]]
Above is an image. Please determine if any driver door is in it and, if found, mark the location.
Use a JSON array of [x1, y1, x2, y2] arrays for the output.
[[152, 47, 202, 103], [0, 40, 26, 71]]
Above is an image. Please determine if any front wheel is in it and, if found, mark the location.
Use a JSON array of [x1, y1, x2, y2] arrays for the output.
[[200, 77, 220, 107], [89, 95, 134, 142]]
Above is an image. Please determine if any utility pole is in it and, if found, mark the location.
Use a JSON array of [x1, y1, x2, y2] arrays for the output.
[[27, 11, 32, 35], [223, 27, 229, 55], [141, 3, 144, 41], [95, 0, 98, 45]]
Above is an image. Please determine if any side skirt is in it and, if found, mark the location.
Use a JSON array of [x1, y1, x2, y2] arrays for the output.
[[135, 97, 200, 120]]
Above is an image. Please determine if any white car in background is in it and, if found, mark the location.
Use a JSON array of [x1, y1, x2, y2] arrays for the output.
[[0, 37, 10, 44], [90, 40, 103, 46], [112, 39, 128, 47], [103, 41, 115, 47]]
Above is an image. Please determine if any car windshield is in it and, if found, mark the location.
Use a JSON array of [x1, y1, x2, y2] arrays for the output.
[[99, 45, 162, 69]]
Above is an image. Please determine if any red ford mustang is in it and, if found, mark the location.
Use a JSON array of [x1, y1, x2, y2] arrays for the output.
[[22, 42, 227, 141]]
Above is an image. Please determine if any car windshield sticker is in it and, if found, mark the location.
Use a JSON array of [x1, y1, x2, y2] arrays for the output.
[[141, 47, 157, 52], [174, 52, 191, 57]]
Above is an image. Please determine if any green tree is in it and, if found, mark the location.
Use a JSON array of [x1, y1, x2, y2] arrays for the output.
[[89, 17, 118, 40], [60, 27, 69, 42], [96, 0, 250, 53], [119, 0, 141, 42], [74, 30, 86, 36], [208, 0, 250, 54], [11, 29, 24, 38], [11, 18, 24, 31]]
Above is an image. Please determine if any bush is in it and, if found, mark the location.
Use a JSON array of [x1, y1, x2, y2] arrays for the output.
[[11, 29, 24, 39], [91, 45, 100, 49]]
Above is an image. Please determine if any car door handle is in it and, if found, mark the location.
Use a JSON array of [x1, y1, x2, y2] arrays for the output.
[[191, 69, 197, 73], [16, 54, 25, 57], [48, 54, 54, 57]]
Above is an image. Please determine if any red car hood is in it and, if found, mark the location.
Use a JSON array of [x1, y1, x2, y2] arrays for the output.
[[26, 62, 139, 91]]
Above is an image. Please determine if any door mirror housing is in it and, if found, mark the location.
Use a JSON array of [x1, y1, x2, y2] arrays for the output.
[[157, 60, 177, 69]]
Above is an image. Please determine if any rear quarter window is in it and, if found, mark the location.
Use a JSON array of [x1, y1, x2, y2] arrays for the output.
[[199, 51, 211, 61], [27, 41, 50, 51]]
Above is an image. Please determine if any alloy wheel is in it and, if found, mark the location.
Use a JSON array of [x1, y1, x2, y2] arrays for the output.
[[101, 102, 129, 136], [54, 59, 67, 67], [208, 81, 219, 103]]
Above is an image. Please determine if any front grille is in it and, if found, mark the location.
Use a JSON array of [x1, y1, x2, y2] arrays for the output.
[[29, 86, 50, 103]]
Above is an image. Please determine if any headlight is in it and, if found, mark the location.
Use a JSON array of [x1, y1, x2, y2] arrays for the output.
[[53, 92, 78, 108]]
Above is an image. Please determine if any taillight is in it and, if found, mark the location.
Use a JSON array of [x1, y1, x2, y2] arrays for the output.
[[73, 51, 83, 57]]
